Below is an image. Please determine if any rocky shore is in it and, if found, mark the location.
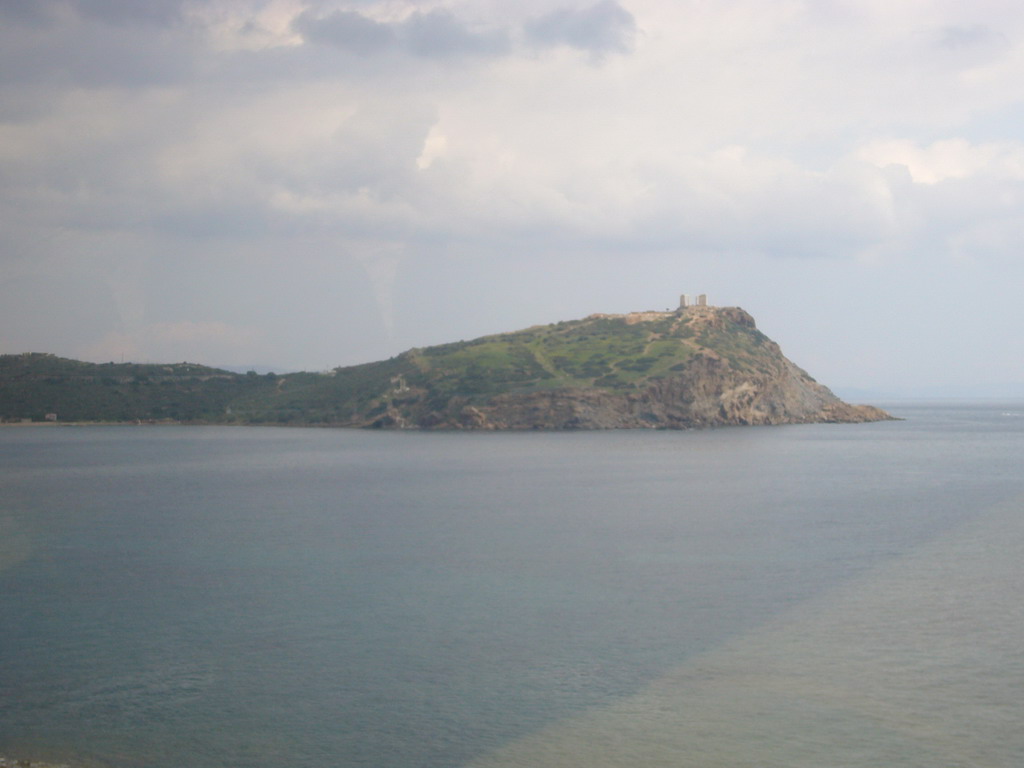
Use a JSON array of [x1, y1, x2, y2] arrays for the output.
[[1, 759, 71, 768]]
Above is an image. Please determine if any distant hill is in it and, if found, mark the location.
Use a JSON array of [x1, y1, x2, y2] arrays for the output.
[[0, 354, 278, 423], [0, 306, 890, 429]]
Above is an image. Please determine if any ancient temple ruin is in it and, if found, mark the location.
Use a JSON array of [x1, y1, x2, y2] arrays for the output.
[[679, 294, 708, 309]]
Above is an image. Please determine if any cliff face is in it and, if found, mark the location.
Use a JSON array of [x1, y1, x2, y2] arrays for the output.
[[376, 352, 888, 430], [357, 306, 892, 430]]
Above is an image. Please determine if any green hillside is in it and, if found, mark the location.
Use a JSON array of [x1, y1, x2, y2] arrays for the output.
[[0, 354, 274, 423], [1, 306, 868, 430], [223, 306, 777, 425]]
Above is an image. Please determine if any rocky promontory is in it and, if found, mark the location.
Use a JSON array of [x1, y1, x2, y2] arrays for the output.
[[343, 305, 891, 430], [0, 305, 892, 429]]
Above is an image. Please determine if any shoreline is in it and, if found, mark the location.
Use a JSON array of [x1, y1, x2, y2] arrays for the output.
[[0, 420, 174, 427]]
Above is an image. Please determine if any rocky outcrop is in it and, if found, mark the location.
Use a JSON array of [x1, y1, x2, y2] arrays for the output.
[[363, 343, 892, 430], [318, 304, 893, 430]]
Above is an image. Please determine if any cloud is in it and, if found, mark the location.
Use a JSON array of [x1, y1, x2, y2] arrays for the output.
[[74, 0, 188, 26], [294, 7, 510, 59], [0, 1, 194, 87], [403, 9, 510, 59], [292, 9, 396, 55], [524, 1, 637, 57], [293, 3, 637, 62], [937, 24, 1002, 51], [0, 0, 188, 28], [5, 0, 1022, 260], [5, 0, 1024, 383], [859, 138, 1024, 185]]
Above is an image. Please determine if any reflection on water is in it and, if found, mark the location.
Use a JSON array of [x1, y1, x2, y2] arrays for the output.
[[471, 494, 1024, 768], [2, 406, 1023, 767]]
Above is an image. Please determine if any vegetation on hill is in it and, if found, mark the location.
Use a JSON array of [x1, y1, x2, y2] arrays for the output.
[[0, 307, 887, 429], [0, 354, 275, 423]]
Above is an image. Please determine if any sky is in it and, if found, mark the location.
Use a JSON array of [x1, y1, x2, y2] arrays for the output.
[[1, 0, 1023, 396]]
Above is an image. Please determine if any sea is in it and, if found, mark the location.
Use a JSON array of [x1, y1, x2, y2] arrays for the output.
[[1, 401, 1022, 768]]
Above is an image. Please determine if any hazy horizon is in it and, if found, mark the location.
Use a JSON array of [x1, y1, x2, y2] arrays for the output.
[[2, 1, 1023, 395]]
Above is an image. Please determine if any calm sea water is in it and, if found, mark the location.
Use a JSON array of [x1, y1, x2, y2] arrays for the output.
[[1, 402, 1022, 767]]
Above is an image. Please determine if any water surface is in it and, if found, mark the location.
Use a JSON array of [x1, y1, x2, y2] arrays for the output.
[[1, 403, 1022, 766]]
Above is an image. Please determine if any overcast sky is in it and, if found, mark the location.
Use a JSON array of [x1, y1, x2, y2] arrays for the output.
[[2, 0, 1023, 395]]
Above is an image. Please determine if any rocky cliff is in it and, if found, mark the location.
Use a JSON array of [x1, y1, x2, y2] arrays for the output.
[[350, 306, 891, 430]]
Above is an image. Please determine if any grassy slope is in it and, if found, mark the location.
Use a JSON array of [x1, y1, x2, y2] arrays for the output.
[[237, 308, 780, 424], [402, 308, 776, 395], [0, 309, 779, 425]]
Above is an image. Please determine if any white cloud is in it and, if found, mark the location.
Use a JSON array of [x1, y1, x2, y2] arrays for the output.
[[858, 138, 1024, 184], [524, 1, 637, 57], [415, 127, 448, 169], [4, 0, 1024, 385], [187, 0, 306, 51]]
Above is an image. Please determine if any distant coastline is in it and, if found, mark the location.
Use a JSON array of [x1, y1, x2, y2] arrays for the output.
[[1, 305, 891, 429], [1, 757, 72, 768]]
